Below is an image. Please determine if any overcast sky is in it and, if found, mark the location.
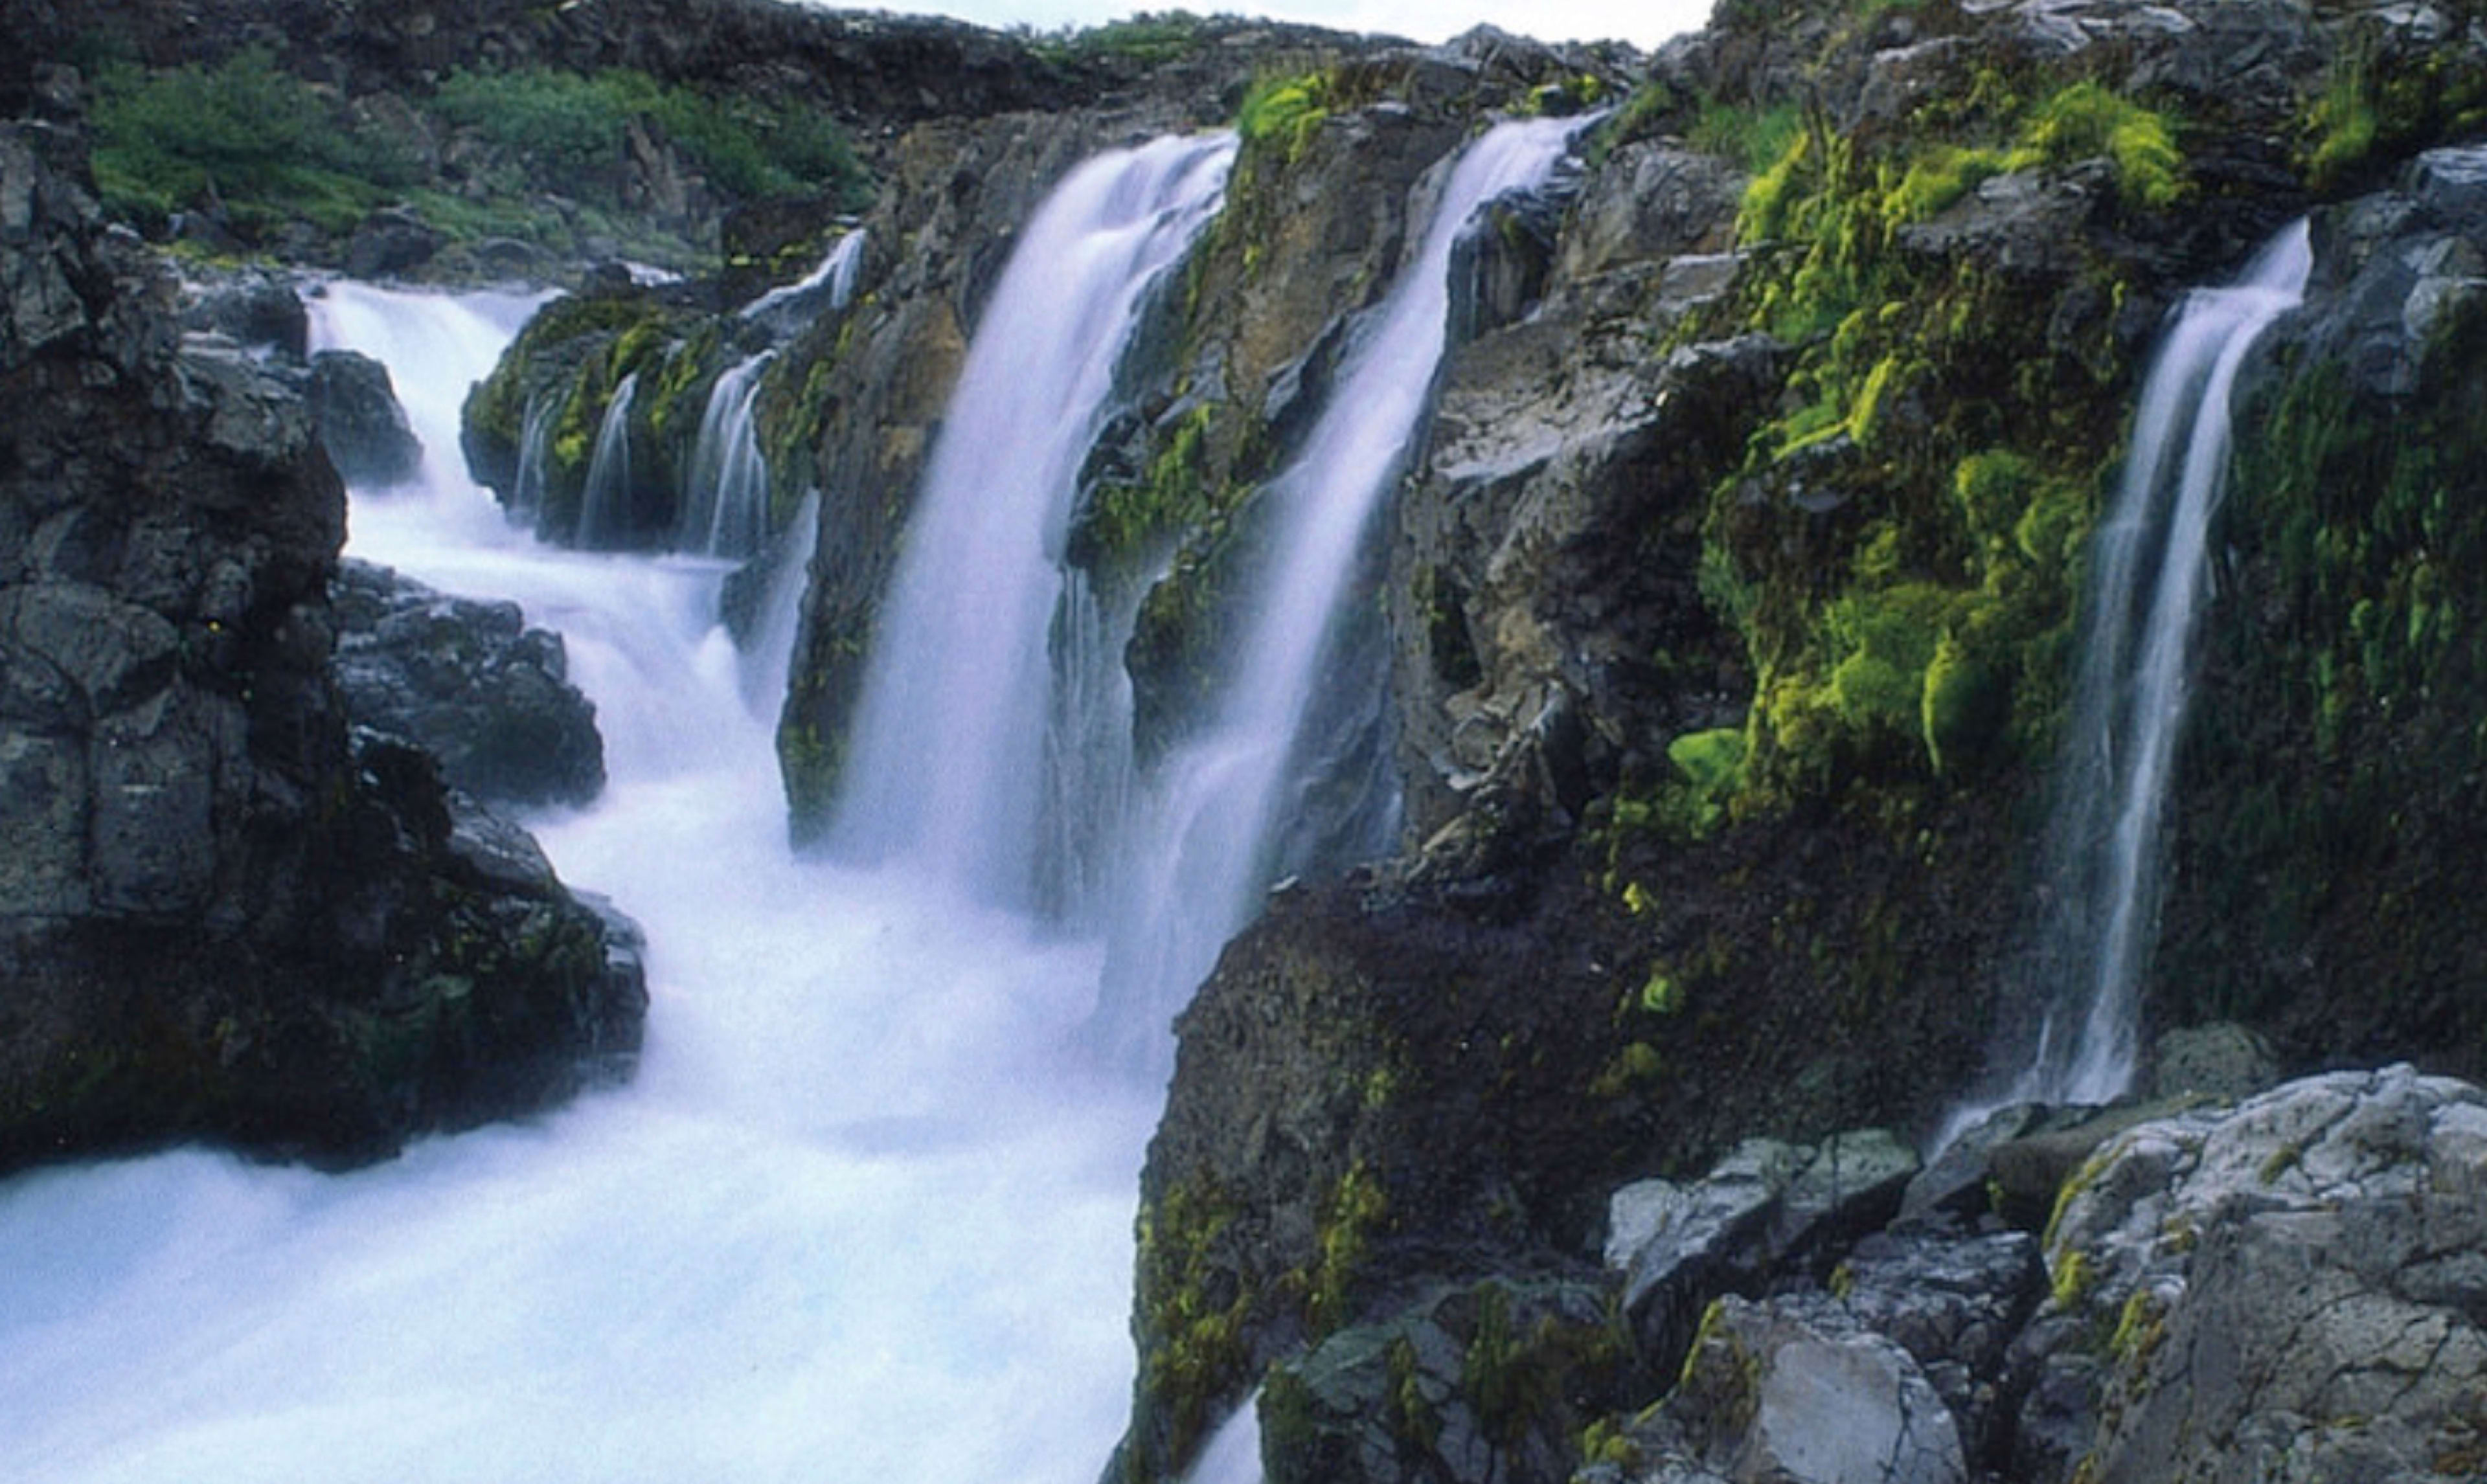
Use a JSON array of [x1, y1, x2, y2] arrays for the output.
[[874, 0, 1713, 50]]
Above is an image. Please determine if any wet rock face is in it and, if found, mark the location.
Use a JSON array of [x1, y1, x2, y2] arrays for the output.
[[305, 350, 424, 488], [0, 122, 642, 1172], [331, 559, 605, 809]]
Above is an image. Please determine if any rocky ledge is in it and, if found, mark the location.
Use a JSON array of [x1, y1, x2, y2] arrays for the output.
[[0, 121, 642, 1171], [1235, 1064, 2487, 1484]]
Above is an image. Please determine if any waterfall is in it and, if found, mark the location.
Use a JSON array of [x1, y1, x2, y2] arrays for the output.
[[512, 391, 557, 528], [678, 350, 778, 558], [828, 132, 1236, 908], [1997, 220, 2313, 1117], [0, 282, 1170, 1484], [741, 229, 867, 329], [1186, 1397, 1264, 1484], [1091, 115, 1584, 1070], [576, 370, 639, 549]]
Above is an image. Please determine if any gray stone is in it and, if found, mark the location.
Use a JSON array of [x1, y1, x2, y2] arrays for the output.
[[2021, 1066, 2487, 1483], [2150, 1022, 2280, 1103], [0, 731, 88, 915], [308, 350, 424, 488]]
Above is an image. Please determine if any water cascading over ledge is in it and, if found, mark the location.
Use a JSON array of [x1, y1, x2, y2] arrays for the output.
[[1990, 219, 2313, 1115], [1092, 114, 1589, 1075], [826, 132, 1237, 912]]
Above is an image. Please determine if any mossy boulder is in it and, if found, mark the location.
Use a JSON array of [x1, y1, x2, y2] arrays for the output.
[[460, 282, 727, 548]]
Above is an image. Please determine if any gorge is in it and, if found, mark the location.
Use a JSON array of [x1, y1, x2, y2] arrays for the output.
[[4, 1, 2487, 1482]]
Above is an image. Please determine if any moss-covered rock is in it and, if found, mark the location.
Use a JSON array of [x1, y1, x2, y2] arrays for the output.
[[460, 282, 724, 548]]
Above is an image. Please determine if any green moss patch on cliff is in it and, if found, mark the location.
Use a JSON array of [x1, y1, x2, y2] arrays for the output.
[[1680, 69, 2201, 819], [89, 45, 422, 241]]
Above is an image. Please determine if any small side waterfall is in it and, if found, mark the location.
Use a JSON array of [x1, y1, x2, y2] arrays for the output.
[[677, 350, 777, 558], [830, 133, 1236, 907], [2005, 220, 2313, 1113], [1093, 116, 1585, 1069], [575, 370, 639, 549], [511, 391, 558, 528], [742, 229, 868, 330]]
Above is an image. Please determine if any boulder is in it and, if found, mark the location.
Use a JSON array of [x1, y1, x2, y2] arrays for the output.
[[2016, 1066, 2487, 1483], [1607, 1294, 1968, 1484], [1258, 1278, 1633, 1484], [1607, 1130, 1920, 1373], [307, 350, 425, 488], [181, 270, 311, 357], [331, 559, 606, 809]]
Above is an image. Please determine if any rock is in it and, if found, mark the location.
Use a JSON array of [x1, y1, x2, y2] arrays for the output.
[[1258, 1277, 1634, 1484], [0, 120, 642, 1173], [345, 206, 445, 279], [331, 559, 606, 809], [307, 350, 425, 488], [2148, 1021, 2280, 1102], [1982, 1098, 2197, 1231], [1834, 1230, 2047, 1466], [181, 271, 310, 357], [1607, 1130, 1920, 1373], [1623, 1295, 1968, 1484], [2016, 1066, 2487, 1483]]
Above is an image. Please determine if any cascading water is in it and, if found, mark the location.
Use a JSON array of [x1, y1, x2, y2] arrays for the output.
[[1984, 220, 2313, 1119], [678, 350, 778, 558], [1092, 115, 1584, 1071], [575, 369, 640, 549], [828, 133, 1236, 909], [742, 229, 867, 330], [0, 278, 1164, 1483]]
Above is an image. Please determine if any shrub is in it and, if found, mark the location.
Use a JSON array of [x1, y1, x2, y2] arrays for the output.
[[91, 47, 419, 233]]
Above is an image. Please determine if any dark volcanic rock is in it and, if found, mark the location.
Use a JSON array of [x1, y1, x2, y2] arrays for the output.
[[332, 559, 605, 809], [306, 350, 424, 488], [0, 121, 642, 1172]]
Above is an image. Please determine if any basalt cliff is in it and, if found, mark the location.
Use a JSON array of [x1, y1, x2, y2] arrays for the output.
[[5, 0, 2487, 1479]]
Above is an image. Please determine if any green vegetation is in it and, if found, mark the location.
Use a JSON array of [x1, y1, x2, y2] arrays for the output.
[[2297, 32, 2487, 192], [1238, 71, 1334, 161], [1690, 98, 1808, 176], [432, 65, 869, 210], [1134, 1178, 1254, 1474], [87, 47, 868, 264], [90, 47, 420, 238], [1028, 11, 1213, 65], [1664, 74, 2204, 811]]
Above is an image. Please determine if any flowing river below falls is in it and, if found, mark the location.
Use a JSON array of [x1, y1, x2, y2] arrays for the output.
[[0, 283, 1163, 1484]]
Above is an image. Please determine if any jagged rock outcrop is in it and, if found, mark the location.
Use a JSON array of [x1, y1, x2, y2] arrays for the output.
[[0, 120, 642, 1171], [331, 559, 605, 809], [1119, 0, 2487, 1478]]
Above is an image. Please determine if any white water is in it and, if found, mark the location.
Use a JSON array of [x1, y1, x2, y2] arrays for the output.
[[1093, 117, 1584, 1070], [1186, 1396, 1264, 1484], [1989, 220, 2313, 1119], [679, 350, 779, 558], [830, 133, 1236, 913], [576, 368, 640, 549], [742, 229, 868, 328], [0, 282, 1161, 1483]]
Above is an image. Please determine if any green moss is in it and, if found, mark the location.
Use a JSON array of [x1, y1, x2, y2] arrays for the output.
[[2019, 80, 2188, 209], [1306, 1160, 1387, 1334], [1135, 1179, 1254, 1471], [2049, 1248, 2095, 1310], [1238, 73, 1332, 161]]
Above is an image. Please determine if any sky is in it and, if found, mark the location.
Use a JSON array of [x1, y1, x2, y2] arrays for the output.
[[880, 0, 1714, 50]]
